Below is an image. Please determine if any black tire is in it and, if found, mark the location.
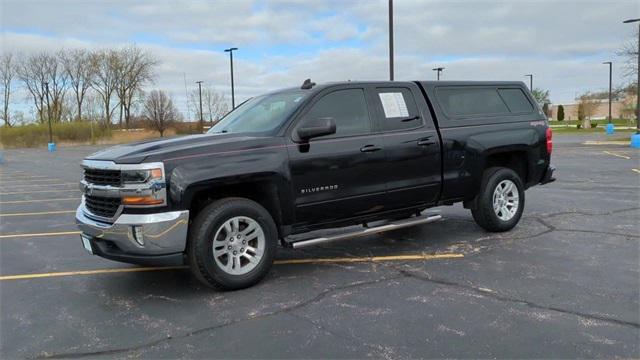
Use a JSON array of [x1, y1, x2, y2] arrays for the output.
[[188, 197, 277, 290], [471, 167, 525, 232]]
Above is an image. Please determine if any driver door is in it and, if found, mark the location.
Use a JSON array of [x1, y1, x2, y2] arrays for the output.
[[287, 86, 389, 229]]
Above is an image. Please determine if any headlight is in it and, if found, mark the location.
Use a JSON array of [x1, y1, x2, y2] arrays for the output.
[[121, 167, 165, 206], [121, 168, 163, 184]]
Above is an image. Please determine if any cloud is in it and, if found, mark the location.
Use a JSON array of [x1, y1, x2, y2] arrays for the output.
[[1, 0, 637, 118]]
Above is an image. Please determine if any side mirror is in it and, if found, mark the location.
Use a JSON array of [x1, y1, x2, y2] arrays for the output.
[[296, 117, 336, 141]]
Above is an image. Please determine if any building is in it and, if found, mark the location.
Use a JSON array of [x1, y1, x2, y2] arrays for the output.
[[549, 93, 637, 121]]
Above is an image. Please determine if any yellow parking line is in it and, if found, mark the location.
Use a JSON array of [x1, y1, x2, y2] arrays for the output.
[[0, 253, 464, 281], [0, 266, 188, 281], [0, 179, 59, 184], [632, 168, 640, 174], [0, 210, 76, 217], [0, 198, 79, 204], [0, 189, 78, 195], [603, 150, 631, 160], [0, 231, 81, 239]]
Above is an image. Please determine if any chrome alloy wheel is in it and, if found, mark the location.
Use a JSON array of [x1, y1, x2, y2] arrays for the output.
[[212, 216, 265, 275], [492, 179, 519, 221]]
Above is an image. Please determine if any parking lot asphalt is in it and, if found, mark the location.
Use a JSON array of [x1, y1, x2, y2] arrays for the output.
[[0, 134, 639, 359]]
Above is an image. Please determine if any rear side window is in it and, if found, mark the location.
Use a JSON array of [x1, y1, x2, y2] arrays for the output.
[[374, 87, 422, 131], [436, 88, 509, 117], [498, 88, 533, 113], [305, 89, 371, 138]]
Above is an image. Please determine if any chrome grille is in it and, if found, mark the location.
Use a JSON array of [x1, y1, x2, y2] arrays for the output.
[[84, 168, 121, 186], [85, 196, 121, 218]]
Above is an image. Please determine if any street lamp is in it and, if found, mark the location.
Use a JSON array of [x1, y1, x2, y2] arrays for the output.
[[432, 67, 445, 81], [603, 62, 614, 134], [389, 0, 394, 81], [196, 81, 204, 133], [44, 81, 55, 152], [224, 47, 238, 109], [623, 18, 640, 148], [524, 74, 533, 91]]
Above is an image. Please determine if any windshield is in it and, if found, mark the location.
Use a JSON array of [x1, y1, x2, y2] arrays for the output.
[[208, 91, 307, 135]]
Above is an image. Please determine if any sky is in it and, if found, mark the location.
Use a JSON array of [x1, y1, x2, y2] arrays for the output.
[[1, 0, 639, 120]]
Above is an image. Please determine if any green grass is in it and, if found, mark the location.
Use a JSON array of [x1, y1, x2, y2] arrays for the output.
[[552, 127, 636, 134], [550, 119, 634, 126], [0, 122, 112, 148]]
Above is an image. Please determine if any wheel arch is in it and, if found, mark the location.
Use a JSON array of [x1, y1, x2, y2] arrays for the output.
[[184, 176, 291, 238]]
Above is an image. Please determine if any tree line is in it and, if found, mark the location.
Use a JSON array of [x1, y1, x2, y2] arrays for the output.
[[1, 46, 229, 136]]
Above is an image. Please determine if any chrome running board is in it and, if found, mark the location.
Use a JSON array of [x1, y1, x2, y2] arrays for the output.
[[287, 213, 443, 249]]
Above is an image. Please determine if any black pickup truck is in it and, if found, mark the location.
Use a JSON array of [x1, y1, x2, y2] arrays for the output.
[[76, 80, 555, 289]]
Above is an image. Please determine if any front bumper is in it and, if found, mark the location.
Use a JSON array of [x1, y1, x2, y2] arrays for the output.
[[76, 202, 189, 266]]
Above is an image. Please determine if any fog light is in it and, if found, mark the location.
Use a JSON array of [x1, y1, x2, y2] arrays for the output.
[[133, 226, 144, 246]]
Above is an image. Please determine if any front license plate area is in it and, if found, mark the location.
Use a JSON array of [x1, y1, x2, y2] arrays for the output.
[[81, 234, 93, 254]]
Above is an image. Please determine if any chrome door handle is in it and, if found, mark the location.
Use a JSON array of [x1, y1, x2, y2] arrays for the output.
[[360, 145, 382, 153], [417, 138, 436, 146]]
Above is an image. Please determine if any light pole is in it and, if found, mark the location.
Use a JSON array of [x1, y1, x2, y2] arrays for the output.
[[224, 47, 238, 109], [525, 74, 533, 91], [603, 62, 614, 134], [623, 18, 640, 145], [389, 0, 394, 81], [196, 81, 204, 133], [44, 81, 54, 152], [433, 67, 444, 81]]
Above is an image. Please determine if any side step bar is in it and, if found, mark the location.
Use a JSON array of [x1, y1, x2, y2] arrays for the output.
[[287, 213, 443, 249]]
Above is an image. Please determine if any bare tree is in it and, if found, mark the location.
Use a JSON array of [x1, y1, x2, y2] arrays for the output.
[[189, 87, 229, 124], [91, 49, 120, 126], [16, 51, 68, 123], [17, 52, 48, 123], [115, 45, 157, 129], [47, 50, 69, 122], [1, 53, 15, 127], [83, 92, 104, 122], [143, 90, 179, 136], [61, 49, 96, 121], [577, 92, 600, 128], [617, 28, 639, 79]]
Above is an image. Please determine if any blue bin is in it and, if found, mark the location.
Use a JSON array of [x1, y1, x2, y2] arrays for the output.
[[631, 134, 640, 149], [605, 123, 615, 135], [48, 143, 56, 152]]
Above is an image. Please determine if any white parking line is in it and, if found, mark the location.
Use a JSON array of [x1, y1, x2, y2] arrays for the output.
[[603, 150, 631, 160]]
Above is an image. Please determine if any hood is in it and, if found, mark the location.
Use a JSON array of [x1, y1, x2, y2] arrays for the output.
[[86, 133, 272, 164]]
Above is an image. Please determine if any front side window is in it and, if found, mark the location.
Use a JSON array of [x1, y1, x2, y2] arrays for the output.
[[304, 89, 372, 138], [436, 88, 509, 118], [209, 90, 307, 134]]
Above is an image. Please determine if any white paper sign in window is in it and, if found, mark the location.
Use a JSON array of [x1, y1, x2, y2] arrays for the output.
[[379, 92, 409, 118]]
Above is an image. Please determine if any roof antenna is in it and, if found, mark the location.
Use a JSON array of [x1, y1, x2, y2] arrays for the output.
[[301, 78, 315, 90]]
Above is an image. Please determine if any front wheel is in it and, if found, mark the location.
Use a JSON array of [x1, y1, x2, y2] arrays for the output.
[[471, 167, 525, 232], [188, 198, 277, 290]]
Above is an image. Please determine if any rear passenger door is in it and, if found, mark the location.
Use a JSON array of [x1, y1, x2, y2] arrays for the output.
[[371, 84, 442, 209]]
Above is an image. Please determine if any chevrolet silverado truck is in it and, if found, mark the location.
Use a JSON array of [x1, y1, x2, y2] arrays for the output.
[[76, 80, 555, 289]]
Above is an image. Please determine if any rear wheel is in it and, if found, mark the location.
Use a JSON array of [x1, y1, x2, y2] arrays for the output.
[[471, 167, 524, 232], [188, 198, 277, 290]]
